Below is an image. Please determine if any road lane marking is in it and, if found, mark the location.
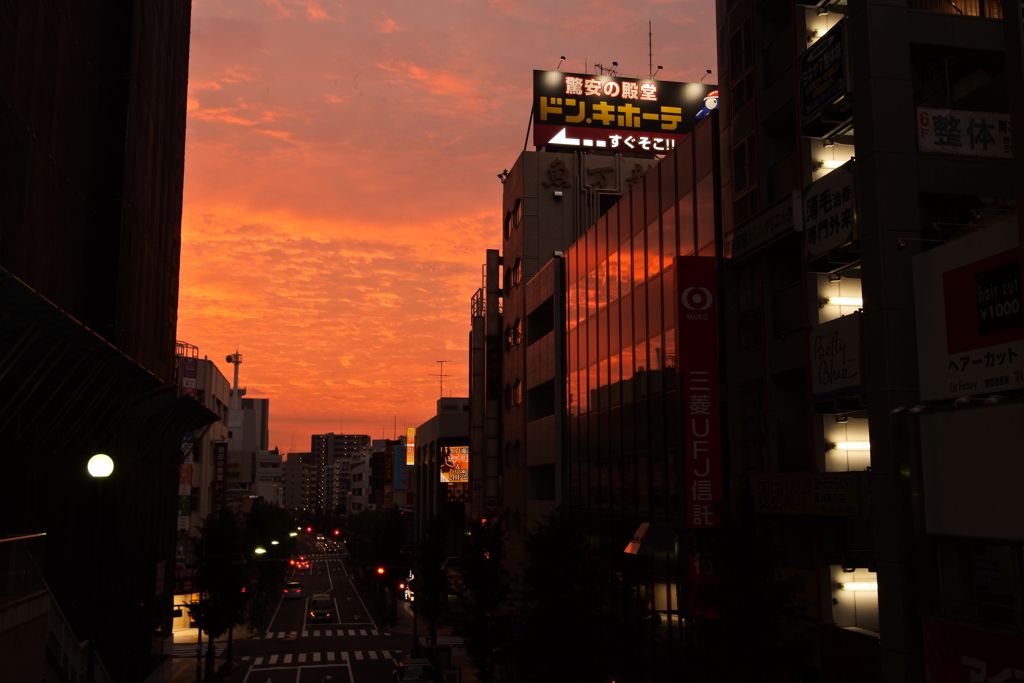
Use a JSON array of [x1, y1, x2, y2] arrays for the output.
[[302, 631, 308, 637], [269, 655, 278, 665], [371, 630, 378, 635], [298, 653, 306, 663], [348, 629, 355, 636], [314, 630, 320, 637], [354, 651, 364, 661], [341, 652, 350, 661], [382, 651, 391, 659], [359, 629, 367, 636], [327, 652, 335, 662], [369, 652, 378, 660], [324, 629, 331, 635], [254, 657, 263, 665], [313, 653, 321, 662], [283, 654, 292, 664], [241, 656, 250, 661]]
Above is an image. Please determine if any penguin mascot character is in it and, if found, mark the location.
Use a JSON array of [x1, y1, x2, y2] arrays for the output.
[[695, 90, 719, 120]]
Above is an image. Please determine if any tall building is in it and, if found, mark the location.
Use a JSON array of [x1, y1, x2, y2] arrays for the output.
[[311, 433, 372, 513], [472, 0, 1023, 678], [0, 2, 206, 680], [282, 452, 315, 511]]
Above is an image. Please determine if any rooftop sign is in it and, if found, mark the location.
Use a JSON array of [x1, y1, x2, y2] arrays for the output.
[[533, 70, 714, 152]]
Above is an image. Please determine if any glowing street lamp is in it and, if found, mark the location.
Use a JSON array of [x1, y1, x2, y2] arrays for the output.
[[254, 547, 267, 555], [87, 453, 114, 478]]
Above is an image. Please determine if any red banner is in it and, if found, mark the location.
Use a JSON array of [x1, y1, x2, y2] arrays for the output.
[[924, 618, 1024, 682], [676, 257, 722, 528]]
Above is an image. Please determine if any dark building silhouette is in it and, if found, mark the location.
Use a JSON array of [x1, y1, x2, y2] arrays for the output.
[[0, 3, 211, 681]]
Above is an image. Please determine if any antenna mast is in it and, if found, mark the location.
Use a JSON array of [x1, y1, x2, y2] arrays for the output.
[[648, 21, 653, 78], [430, 360, 453, 398]]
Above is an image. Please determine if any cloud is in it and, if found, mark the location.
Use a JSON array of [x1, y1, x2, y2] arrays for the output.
[[181, 0, 717, 450]]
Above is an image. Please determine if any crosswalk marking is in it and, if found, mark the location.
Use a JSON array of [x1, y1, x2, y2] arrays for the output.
[[370, 629, 378, 635], [324, 629, 332, 636], [348, 629, 355, 636], [241, 656, 250, 661], [254, 657, 263, 665], [302, 630, 308, 637], [354, 651, 364, 661], [327, 652, 335, 662], [298, 653, 306, 663], [314, 630, 321, 637], [283, 654, 293, 664], [369, 651, 378, 660], [342, 652, 350, 661], [269, 655, 278, 665], [382, 650, 391, 659], [359, 629, 367, 636], [313, 652, 321, 662]]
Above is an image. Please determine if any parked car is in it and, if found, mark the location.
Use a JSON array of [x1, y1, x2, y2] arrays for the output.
[[283, 582, 303, 599], [393, 658, 434, 682]]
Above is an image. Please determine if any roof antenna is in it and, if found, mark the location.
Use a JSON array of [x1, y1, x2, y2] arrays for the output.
[[648, 21, 653, 78], [700, 69, 712, 84], [555, 56, 565, 71]]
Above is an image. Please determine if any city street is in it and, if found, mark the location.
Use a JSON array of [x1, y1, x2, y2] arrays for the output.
[[230, 542, 408, 683]]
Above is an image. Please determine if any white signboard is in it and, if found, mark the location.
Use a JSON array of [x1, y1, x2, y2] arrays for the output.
[[812, 313, 861, 400], [917, 107, 1012, 159], [804, 165, 854, 257], [913, 219, 1024, 401]]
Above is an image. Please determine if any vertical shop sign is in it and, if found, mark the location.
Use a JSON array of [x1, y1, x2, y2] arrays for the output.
[[213, 442, 227, 514], [676, 256, 722, 528], [406, 427, 416, 466], [799, 20, 847, 121], [182, 357, 198, 397], [178, 433, 194, 531]]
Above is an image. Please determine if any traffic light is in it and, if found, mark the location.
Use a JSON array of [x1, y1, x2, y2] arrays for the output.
[[333, 529, 340, 536], [306, 526, 313, 533], [376, 567, 385, 575]]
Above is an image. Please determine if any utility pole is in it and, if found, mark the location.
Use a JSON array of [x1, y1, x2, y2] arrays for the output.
[[430, 360, 453, 398]]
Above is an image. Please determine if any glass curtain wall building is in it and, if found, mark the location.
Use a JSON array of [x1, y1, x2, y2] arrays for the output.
[[562, 117, 716, 674]]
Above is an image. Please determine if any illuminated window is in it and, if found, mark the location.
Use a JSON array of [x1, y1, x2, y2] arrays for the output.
[[512, 379, 524, 406]]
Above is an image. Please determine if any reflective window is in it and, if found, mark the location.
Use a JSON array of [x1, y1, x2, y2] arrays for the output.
[[647, 217, 662, 278], [633, 284, 647, 345], [679, 193, 696, 257], [632, 234, 646, 288], [619, 239, 633, 295]]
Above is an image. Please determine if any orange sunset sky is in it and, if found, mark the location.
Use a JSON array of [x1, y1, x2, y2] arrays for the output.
[[176, 0, 717, 455]]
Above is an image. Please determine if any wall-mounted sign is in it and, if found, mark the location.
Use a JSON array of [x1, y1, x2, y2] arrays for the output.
[[676, 256, 722, 529], [533, 70, 714, 151], [440, 446, 469, 483], [924, 618, 1024, 683], [181, 357, 198, 397], [750, 472, 860, 516], [406, 427, 416, 466], [917, 107, 1012, 159], [729, 191, 801, 259], [913, 219, 1024, 400], [799, 20, 848, 121], [811, 313, 861, 400], [804, 163, 855, 257], [213, 442, 227, 514]]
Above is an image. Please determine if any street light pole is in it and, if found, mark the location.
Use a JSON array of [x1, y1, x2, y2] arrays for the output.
[[86, 454, 114, 683]]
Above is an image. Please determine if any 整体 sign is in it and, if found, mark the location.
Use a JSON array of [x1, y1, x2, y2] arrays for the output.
[[799, 20, 847, 121], [917, 107, 1013, 159], [913, 219, 1024, 400], [676, 256, 722, 529], [440, 446, 469, 483], [804, 163, 855, 257], [811, 313, 861, 400], [750, 472, 860, 516], [533, 70, 714, 152]]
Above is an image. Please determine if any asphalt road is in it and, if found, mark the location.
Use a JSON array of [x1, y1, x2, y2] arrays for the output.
[[231, 541, 404, 683]]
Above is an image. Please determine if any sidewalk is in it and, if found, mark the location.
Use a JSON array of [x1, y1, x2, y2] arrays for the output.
[[390, 602, 479, 683], [168, 624, 254, 683]]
